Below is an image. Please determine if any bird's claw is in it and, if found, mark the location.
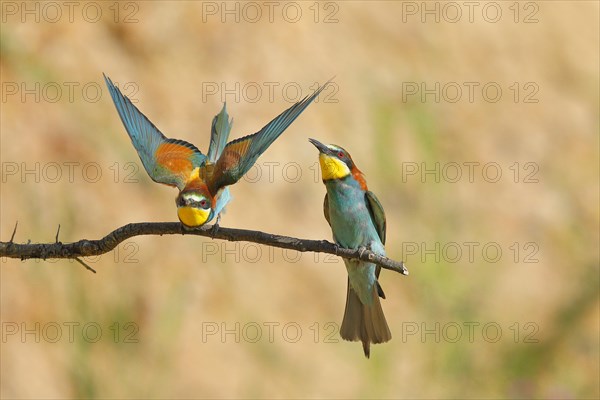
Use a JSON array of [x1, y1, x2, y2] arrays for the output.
[[210, 214, 222, 239], [357, 245, 369, 258], [210, 223, 220, 239], [332, 243, 341, 255]]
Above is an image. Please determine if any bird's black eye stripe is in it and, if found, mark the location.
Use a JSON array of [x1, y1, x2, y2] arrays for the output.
[[192, 199, 209, 209], [177, 196, 209, 208]]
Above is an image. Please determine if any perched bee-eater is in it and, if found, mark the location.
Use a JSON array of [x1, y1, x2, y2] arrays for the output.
[[309, 138, 391, 358], [104, 74, 327, 227]]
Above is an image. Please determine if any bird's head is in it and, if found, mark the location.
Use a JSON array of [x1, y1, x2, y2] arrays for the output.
[[176, 190, 214, 228], [309, 138, 364, 182]]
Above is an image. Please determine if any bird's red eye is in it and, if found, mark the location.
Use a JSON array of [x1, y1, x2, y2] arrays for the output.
[[338, 151, 345, 158], [200, 200, 206, 206]]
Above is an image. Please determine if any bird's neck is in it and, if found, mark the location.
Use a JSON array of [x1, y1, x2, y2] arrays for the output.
[[325, 174, 366, 196], [351, 166, 368, 191]]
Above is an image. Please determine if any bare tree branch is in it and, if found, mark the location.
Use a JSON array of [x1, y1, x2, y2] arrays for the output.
[[0, 222, 408, 275]]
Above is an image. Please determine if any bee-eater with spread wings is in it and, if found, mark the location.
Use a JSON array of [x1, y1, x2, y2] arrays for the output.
[[104, 74, 328, 227]]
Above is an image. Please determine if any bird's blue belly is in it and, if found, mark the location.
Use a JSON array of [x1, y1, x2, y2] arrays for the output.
[[325, 179, 383, 304]]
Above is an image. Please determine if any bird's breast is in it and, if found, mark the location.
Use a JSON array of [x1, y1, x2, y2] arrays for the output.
[[325, 180, 375, 249]]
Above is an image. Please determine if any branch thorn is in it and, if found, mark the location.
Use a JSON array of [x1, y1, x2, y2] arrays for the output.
[[55, 224, 61, 243], [75, 258, 96, 274], [9, 221, 18, 243]]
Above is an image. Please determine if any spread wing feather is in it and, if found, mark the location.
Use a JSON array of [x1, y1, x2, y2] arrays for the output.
[[104, 74, 206, 190], [208, 80, 331, 192], [207, 103, 233, 163]]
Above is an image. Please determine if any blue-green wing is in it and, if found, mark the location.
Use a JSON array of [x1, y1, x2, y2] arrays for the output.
[[207, 103, 233, 163], [365, 190, 387, 297], [104, 74, 206, 190], [209, 80, 330, 191], [365, 190, 386, 245]]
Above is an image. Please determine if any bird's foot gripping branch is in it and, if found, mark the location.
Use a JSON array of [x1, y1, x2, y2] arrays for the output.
[[0, 222, 409, 276]]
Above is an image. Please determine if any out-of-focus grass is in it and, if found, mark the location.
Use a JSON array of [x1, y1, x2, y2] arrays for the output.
[[1, 1, 598, 399]]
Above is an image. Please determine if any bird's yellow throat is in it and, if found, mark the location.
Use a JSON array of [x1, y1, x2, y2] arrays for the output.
[[319, 154, 351, 180], [177, 206, 210, 227]]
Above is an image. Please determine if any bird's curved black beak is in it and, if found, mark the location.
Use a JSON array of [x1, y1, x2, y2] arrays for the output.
[[309, 138, 330, 154]]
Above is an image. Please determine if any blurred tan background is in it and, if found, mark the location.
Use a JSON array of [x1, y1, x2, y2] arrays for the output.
[[1, 1, 598, 398]]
